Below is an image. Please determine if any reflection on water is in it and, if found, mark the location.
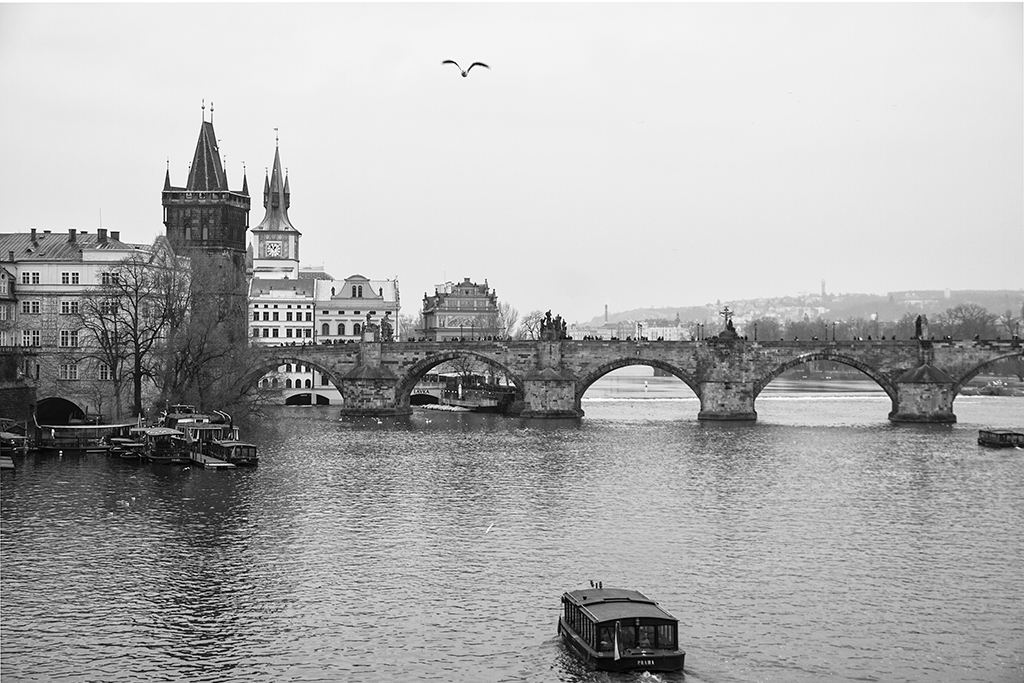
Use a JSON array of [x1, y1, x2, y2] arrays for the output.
[[2, 390, 1023, 683]]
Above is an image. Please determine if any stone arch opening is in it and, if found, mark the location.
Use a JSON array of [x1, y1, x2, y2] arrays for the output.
[[950, 350, 1024, 396], [284, 393, 331, 406], [35, 397, 86, 425], [754, 352, 896, 414], [243, 356, 345, 404], [394, 351, 524, 412], [575, 359, 699, 412]]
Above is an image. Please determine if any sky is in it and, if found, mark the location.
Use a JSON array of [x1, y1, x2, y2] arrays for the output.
[[1, 3, 1021, 324]]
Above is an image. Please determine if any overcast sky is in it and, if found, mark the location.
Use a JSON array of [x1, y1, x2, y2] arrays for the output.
[[1, 3, 1020, 323]]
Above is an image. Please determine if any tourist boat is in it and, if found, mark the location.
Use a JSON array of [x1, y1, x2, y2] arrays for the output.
[[109, 437, 147, 460], [206, 439, 258, 466], [558, 586, 685, 672], [978, 429, 1024, 448], [138, 427, 190, 464]]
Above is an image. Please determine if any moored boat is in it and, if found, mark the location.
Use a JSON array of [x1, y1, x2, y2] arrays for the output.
[[32, 419, 136, 454], [558, 586, 685, 672], [978, 429, 1024, 448], [138, 427, 190, 464], [206, 439, 258, 466]]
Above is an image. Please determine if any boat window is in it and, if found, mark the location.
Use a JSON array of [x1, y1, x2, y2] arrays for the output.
[[618, 625, 637, 650], [657, 624, 675, 649], [638, 625, 656, 649], [598, 626, 614, 651]]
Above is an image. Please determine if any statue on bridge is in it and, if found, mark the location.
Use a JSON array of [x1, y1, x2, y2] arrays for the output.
[[380, 312, 394, 342], [540, 310, 568, 341], [718, 305, 739, 340]]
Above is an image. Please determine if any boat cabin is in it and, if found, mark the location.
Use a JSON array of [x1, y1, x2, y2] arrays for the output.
[[207, 440, 258, 466], [978, 429, 1024, 448], [558, 587, 685, 672]]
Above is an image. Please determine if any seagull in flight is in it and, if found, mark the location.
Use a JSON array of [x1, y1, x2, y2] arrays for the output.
[[442, 60, 489, 77]]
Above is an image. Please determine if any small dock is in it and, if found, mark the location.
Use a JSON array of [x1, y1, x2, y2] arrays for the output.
[[189, 452, 237, 469]]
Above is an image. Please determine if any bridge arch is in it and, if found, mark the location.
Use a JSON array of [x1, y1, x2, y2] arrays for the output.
[[753, 352, 897, 404], [394, 350, 524, 411], [242, 356, 347, 402], [950, 349, 1024, 395], [575, 358, 699, 410]]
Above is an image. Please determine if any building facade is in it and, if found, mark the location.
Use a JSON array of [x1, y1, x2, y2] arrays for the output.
[[419, 278, 500, 341], [0, 228, 143, 420]]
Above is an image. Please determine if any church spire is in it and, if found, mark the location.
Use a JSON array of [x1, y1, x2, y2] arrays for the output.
[[253, 134, 298, 234]]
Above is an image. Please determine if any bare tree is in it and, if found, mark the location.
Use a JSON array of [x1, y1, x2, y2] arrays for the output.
[[495, 301, 518, 339], [517, 310, 545, 340], [935, 303, 997, 339]]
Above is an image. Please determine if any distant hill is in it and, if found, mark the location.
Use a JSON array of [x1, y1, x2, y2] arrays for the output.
[[583, 290, 1024, 327]]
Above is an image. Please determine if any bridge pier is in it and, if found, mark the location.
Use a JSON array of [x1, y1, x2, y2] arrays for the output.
[[697, 381, 757, 421], [520, 369, 582, 419], [336, 342, 410, 416], [888, 364, 957, 423]]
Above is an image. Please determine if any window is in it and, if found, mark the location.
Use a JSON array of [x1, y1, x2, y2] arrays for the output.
[[0, 304, 7, 321], [286, 312, 293, 322], [338, 323, 346, 335], [321, 375, 328, 386], [286, 329, 293, 338], [262, 328, 269, 337], [352, 286, 357, 297], [22, 300, 40, 314], [101, 272, 119, 286], [252, 328, 260, 338], [22, 330, 40, 346], [285, 379, 293, 389], [99, 364, 112, 381], [321, 323, 330, 336], [253, 312, 260, 321], [272, 312, 279, 321], [272, 329, 279, 337], [59, 363, 79, 380], [22, 272, 40, 285], [60, 330, 80, 347], [304, 379, 311, 389], [657, 625, 675, 649], [304, 328, 312, 338], [61, 300, 80, 315], [305, 312, 312, 322], [263, 312, 269, 321], [358, 285, 363, 297], [101, 300, 117, 315], [0, 277, 6, 295], [61, 272, 80, 285], [354, 323, 361, 335]]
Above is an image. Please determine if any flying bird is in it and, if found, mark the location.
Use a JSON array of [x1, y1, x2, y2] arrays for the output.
[[442, 60, 489, 77]]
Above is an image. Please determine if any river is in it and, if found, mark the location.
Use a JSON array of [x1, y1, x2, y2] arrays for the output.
[[2, 378, 1022, 683]]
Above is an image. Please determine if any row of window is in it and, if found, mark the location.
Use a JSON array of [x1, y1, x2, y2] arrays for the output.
[[253, 328, 314, 339], [15, 330, 79, 346], [259, 377, 329, 388], [18, 300, 82, 315], [57, 362, 113, 381], [254, 311, 314, 322], [17, 271, 118, 286]]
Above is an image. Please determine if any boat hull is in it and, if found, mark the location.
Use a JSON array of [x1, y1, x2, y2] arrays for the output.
[[558, 619, 685, 672]]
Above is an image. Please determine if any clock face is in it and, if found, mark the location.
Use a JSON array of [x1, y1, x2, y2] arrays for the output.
[[266, 241, 282, 257]]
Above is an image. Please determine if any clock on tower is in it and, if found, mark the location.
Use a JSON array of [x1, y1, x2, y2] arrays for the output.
[[266, 241, 282, 257]]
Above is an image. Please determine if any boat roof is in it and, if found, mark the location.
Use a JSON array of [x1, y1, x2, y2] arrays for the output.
[[214, 440, 257, 448], [563, 588, 678, 624], [141, 427, 185, 436], [37, 421, 138, 430], [980, 429, 1023, 435]]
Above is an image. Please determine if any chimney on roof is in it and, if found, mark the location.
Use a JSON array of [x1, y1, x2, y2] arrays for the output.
[[98, 228, 108, 243], [68, 228, 77, 243], [111, 231, 120, 242], [30, 227, 37, 244]]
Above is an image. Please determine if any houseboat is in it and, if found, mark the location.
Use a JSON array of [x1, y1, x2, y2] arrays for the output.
[[138, 427, 190, 464], [558, 586, 685, 672], [33, 420, 136, 454], [978, 429, 1024, 448], [109, 437, 147, 460]]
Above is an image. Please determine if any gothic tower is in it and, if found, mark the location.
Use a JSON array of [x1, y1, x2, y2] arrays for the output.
[[162, 103, 250, 270], [250, 134, 301, 280]]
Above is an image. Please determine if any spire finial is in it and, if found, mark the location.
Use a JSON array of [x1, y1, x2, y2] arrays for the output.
[[202, 98, 205, 121], [274, 127, 279, 146], [210, 100, 214, 123]]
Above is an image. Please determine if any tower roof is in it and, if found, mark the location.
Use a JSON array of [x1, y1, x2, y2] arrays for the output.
[[253, 142, 299, 234], [186, 121, 228, 191]]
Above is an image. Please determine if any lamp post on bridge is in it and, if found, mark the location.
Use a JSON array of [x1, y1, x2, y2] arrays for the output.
[[754, 322, 758, 341], [832, 321, 836, 342]]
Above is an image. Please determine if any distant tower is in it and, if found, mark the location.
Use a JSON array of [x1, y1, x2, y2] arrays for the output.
[[250, 133, 301, 280], [162, 102, 251, 270], [605, 304, 608, 323], [821, 279, 826, 297]]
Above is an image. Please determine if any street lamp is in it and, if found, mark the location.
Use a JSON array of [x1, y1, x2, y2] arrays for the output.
[[832, 321, 836, 341], [754, 322, 758, 341]]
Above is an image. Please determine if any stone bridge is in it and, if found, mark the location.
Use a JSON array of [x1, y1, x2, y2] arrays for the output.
[[250, 338, 1022, 422]]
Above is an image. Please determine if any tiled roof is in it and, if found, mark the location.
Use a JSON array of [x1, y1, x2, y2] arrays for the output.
[[186, 121, 228, 191], [249, 277, 317, 297], [0, 231, 140, 262], [252, 145, 298, 233]]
